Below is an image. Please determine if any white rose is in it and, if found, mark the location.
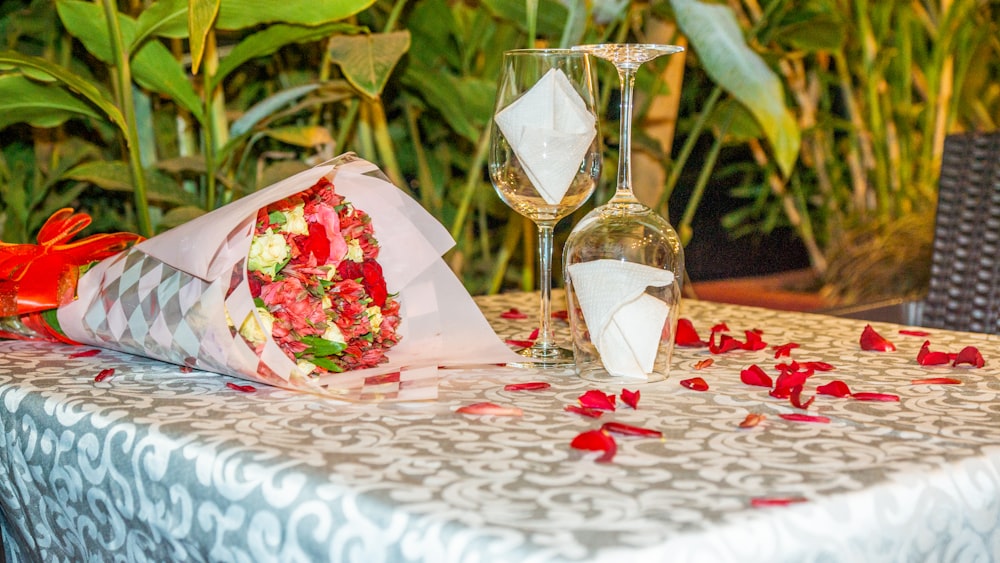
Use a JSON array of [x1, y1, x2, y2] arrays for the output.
[[248, 229, 289, 276], [366, 305, 383, 332], [345, 239, 363, 263], [239, 307, 274, 345], [295, 359, 317, 377], [322, 323, 346, 345], [281, 204, 309, 235]]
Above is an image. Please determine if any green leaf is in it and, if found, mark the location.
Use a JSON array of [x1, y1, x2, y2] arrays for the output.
[[480, 0, 570, 38], [211, 22, 358, 91], [63, 160, 200, 206], [215, 0, 373, 30], [327, 31, 410, 99], [57, 0, 116, 62], [0, 51, 126, 132], [0, 75, 104, 128], [188, 0, 221, 74], [671, 0, 801, 177], [401, 67, 495, 142], [229, 83, 320, 136], [264, 125, 334, 148], [160, 205, 206, 230], [133, 0, 189, 44], [775, 12, 845, 52]]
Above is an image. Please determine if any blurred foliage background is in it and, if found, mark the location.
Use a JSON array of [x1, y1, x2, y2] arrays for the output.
[[1, 0, 997, 304]]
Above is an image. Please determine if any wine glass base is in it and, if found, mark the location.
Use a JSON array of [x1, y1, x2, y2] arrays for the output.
[[507, 344, 576, 368], [578, 370, 667, 384]]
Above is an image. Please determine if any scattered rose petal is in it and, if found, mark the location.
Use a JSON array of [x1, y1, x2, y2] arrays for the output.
[[709, 332, 745, 354], [504, 382, 551, 391], [527, 328, 540, 340], [564, 405, 604, 418], [772, 342, 799, 358], [551, 310, 568, 321], [751, 497, 808, 507], [738, 413, 766, 428], [802, 361, 835, 372], [70, 349, 101, 359], [852, 392, 900, 402], [771, 366, 812, 399], [816, 380, 852, 397], [579, 389, 616, 411], [680, 377, 709, 391], [742, 329, 767, 351], [620, 388, 640, 409], [860, 324, 896, 352], [778, 413, 831, 423], [456, 402, 523, 416], [711, 322, 730, 333], [500, 308, 528, 319], [917, 341, 951, 366], [94, 368, 115, 382], [601, 421, 663, 438], [899, 329, 931, 337], [226, 382, 256, 393], [694, 358, 714, 370], [953, 346, 985, 368], [740, 364, 773, 388], [910, 377, 961, 385], [570, 429, 617, 462], [675, 318, 707, 347], [789, 385, 815, 410], [505, 339, 536, 348]]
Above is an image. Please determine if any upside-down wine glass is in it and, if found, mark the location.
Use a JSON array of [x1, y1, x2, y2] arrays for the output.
[[489, 49, 602, 367], [563, 44, 685, 382]]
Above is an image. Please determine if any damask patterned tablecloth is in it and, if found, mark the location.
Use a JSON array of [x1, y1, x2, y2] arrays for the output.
[[1, 293, 999, 562]]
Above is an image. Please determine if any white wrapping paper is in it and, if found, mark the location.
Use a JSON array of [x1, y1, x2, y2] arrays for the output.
[[58, 154, 522, 399]]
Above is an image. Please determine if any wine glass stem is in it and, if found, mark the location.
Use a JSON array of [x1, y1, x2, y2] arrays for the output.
[[535, 222, 557, 349], [612, 65, 638, 203]]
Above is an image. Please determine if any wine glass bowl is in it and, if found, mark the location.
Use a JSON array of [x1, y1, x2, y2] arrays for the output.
[[563, 43, 685, 382], [488, 49, 602, 367]]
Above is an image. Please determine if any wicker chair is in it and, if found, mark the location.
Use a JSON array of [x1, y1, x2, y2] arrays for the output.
[[831, 130, 1000, 334]]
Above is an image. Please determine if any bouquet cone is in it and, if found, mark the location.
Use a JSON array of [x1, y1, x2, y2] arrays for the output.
[[3, 154, 520, 400]]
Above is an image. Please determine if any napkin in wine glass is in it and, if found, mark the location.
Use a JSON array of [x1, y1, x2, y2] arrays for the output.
[[568, 259, 675, 378], [494, 68, 597, 205]]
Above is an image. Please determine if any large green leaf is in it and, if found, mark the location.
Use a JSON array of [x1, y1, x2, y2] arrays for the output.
[[229, 83, 320, 136], [215, 0, 373, 30], [64, 160, 200, 206], [0, 74, 103, 129], [480, 0, 571, 38], [56, 0, 201, 117], [0, 51, 125, 131], [327, 31, 410, 99], [133, 0, 189, 43], [401, 66, 495, 143], [671, 0, 801, 177], [211, 22, 358, 90], [188, 0, 221, 74]]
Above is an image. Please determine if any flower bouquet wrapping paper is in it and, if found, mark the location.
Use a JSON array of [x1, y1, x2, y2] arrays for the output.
[[6, 154, 520, 400]]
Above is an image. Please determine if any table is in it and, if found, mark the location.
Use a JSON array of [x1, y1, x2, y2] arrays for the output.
[[2, 293, 999, 562]]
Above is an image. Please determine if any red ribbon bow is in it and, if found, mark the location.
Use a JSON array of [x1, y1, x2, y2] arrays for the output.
[[0, 208, 143, 334]]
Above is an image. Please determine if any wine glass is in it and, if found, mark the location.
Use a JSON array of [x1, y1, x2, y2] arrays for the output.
[[563, 44, 685, 382], [489, 49, 602, 367]]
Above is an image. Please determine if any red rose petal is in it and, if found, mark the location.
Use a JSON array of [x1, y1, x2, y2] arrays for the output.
[[70, 349, 101, 359], [675, 318, 707, 347], [564, 405, 604, 418], [860, 324, 896, 352], [917, 341, 951, 366], [802, 361, 835, 372], [899, 329, 931, 337], [456, 402, 523, 416], [551, 310, 568, 321], [816, 380, 852, 397], [778, 413, 831, 423], [694, 358, 714, 370], [952, 346, 985, 368], [94, 368, 115, 382], [742, 329, 767, 351], [772, 342, 799, 359], [738, 413, 766, 428], [500, 308, 528, 319], [709, 333, 745, 354], [570, 429, 617, 462], [527, 328, 540, 340], [711, 322, 730, 333], [503, 382, 551, 391], [740, 364, 773, 387], [771, 368, 812, 399], [852, 392, 900, 402], [789, 385, 815, 410], [225, 382, 256, 393], [680, 377, 709, 391], [579, 389, 617, 411], [910, 377, 961, 385], [751, 496, 808, 507], [505, 339, 536, 348], [600, 421, 663, 438], [620, 388, 640, 409]]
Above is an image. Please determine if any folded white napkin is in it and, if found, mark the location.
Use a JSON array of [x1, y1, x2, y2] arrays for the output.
[[568, 259, 675, 378], [494, 68, 597, 205]]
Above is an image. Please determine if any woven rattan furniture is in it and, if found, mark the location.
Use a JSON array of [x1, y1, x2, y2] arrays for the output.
[[832, 130, 1000, 334]]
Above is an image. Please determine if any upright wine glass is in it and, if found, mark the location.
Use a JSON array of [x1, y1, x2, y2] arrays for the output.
[[563, 44, 685, 382], [489, 49, 602, 367]]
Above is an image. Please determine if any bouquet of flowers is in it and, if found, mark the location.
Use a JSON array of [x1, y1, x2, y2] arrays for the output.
[[0, 154, 519, 399]]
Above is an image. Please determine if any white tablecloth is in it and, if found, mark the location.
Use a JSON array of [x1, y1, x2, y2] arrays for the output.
[[1, 294, 999, 561]]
